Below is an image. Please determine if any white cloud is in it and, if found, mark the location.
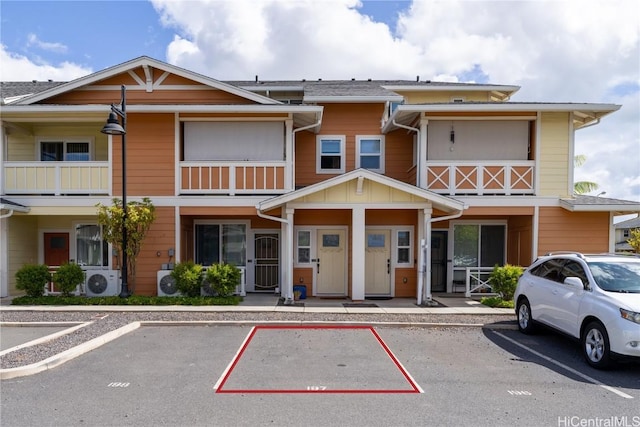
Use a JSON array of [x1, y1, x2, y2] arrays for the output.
[[0, 45, 92, 81], [26, 34, 68, 54]]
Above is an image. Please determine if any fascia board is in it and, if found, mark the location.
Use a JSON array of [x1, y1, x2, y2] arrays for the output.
[[303, 95, 404, 103], [393, 103, 621, 113], [1, 104, 323, 114], [13, 56, 279, 106], [382, 85, 520, 93], [559, 200, 640, 213]]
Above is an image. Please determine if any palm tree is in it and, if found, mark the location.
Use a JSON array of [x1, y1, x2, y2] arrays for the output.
[[574, 154, 599, 195]]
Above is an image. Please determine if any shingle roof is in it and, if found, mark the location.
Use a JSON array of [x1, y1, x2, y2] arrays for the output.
[[1, 81, 66, 103], [615, 216, 640, 229]]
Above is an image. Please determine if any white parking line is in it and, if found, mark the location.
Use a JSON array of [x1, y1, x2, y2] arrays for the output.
[[492, 330, 634, 399]]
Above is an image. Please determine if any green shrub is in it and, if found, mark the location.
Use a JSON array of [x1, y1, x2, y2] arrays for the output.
[[10, 294, 242, 306], [480, 296, 514, 308], [53, 263, 85, 296], [489, 264, 524, 301], [15, 264, 51, 297], [171, 261, 204, 297], [204, 263, 241, 297]]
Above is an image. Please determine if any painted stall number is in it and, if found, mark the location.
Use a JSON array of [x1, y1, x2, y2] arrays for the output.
[[108, 382, 130, 388], [507, 390, 531, 395], [307, 385, 327, 391]]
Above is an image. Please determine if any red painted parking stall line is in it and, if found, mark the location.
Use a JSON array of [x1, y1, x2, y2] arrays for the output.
[[214, 325, 423, 394]]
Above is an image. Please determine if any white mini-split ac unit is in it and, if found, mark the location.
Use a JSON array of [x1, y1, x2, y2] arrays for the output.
[[157, 270, 180, 296], [84, 270, 119, 297]]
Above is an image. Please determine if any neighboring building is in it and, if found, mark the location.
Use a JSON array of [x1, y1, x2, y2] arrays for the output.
[[615, 216, 640, 253], [2, 56, 639, 302]]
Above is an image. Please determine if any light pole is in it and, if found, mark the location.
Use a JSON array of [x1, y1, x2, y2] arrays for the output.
[[101, 85, 129, 298]]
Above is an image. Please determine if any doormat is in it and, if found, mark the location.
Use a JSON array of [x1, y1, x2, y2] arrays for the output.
[[343, 303, 379, 308]]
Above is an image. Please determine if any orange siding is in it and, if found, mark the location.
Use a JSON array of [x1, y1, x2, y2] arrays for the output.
[[293, 268, 314, 289], [538, 207, 609, 255], [133, 207, 176, 296], [295, 103, 414, 187], [394, 268, 416, 297], [507, 216, 533, 266], [45, 88, 254, 105], [116, 113, 176, 197]]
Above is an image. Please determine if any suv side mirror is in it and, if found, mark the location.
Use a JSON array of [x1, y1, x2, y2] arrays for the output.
[[564, 276, 585, 289]]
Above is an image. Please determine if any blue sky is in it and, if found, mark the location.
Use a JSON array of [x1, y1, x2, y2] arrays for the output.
[[1, 0, 638, 203]]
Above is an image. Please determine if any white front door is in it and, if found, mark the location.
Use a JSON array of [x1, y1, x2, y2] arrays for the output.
[[365, 229, 391, 296], [315, 229, 347, 296]]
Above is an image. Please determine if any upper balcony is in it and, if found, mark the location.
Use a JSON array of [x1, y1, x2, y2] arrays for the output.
[[423, 160, 535, 195], [179, 161, 288, 195], [3, 161, 110, 195]]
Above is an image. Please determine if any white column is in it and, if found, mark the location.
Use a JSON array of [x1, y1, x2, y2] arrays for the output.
[[285, 119, 293, 191], [418, 118, 428, 189], [284, 208, 295, 302], [174, 205, 180, 263], [0, 217, 7, 297], [424, 208, 433, 302], [352, 206, 365, 300]]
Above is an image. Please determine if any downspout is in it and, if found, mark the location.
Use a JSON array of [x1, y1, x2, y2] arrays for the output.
[[418, 207, 467, 305]]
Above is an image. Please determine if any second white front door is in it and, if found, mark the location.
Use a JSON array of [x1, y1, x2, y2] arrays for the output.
[[365, 229, 391, 296]]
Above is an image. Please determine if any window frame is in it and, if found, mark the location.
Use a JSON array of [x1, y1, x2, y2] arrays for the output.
[[356, 135, 385, 173], [193, 220, 249, 267], [72, 222, 109, 268], [37, 137, 93, 161], [316, 135, 346, 174], [295, 229, 313, 266], [395, 229, 413, 266]]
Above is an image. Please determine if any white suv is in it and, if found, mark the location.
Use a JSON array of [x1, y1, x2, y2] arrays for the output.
[[514, 252, 640, 369]]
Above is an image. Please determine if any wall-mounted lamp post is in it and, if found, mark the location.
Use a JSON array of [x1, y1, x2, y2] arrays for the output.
[[101, 85, 129, 298]]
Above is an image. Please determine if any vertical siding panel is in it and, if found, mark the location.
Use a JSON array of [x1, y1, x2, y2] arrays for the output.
[[538, 112, 571, 197]]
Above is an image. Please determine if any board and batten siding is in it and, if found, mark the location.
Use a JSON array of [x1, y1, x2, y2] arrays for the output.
[[538, 112, 571, 197], [7, 216, 39, 294], [537, 207, 609, 255]]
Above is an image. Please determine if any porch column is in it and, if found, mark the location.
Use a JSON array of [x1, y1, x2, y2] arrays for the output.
[[352, 206, 366, 301], [0, 217, 7, 297], [417, 207, 433, 305], [284, 207, 295, 303]]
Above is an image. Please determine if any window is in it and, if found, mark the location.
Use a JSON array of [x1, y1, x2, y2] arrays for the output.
[[623, 230, 630, 238], [453, 223, 506, 283], [356, 136, 384, 173], [530, 259, 566, 283], [195, 223, 247, 267], [75, 224, 108, 267], [396, 230, 412, 265], [317, 136, 345, 174], [296, 230, 311, 264], [40, 140, 90, 161]]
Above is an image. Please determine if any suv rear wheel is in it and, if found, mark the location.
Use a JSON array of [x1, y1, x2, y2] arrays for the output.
[[516, 298, 535, 334], [581, 321, 612, 369]]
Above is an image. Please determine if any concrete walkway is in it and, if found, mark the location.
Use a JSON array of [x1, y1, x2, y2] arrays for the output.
[[0, 293, 515, 315]]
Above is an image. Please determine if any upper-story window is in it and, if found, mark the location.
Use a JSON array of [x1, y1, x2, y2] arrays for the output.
[[316, 136, 345, 174], [356, 135, 385, 173], [40, 140, 90, 161], [623, 230, 630, 238]]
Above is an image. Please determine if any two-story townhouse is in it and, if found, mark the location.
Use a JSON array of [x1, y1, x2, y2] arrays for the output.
[[2, 56, 639, 303]]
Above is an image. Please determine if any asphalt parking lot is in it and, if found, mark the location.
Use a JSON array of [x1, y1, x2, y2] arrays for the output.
[[1, 323, 639, 427]]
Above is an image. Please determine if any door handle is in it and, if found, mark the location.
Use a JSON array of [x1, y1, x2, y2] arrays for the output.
[[317, 258, 320, 274], [387, 259, 390, 274]]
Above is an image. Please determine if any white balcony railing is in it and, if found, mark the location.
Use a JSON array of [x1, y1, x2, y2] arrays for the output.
[[180, 161, 288, 195], [3, 162, 109, 195], [425, 161, 535, 195]]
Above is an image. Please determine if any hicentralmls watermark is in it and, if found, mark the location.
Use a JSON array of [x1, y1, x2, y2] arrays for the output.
[[558, 416, 640, 427]]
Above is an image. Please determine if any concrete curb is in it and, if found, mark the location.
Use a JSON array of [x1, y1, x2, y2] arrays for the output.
[[0, 322, 141, 380]]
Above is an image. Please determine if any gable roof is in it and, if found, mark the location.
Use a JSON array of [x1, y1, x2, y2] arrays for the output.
[[615, 215, 640, 229], [258, 168, 466, 213], [11, 56, 280, 106]]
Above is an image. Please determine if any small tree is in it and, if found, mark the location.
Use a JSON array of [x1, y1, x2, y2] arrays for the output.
[[15, 264, 51, 297], [96, 197, 156, 294], [489, 264, 524, 301], [204, 263, 241, 297], [628, 228, 640, 254], [171, 261, 204, 297], [53, 262, 85, 296]]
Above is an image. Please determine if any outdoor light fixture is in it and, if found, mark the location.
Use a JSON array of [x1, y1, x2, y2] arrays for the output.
[[101, 85, 129, 298]]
